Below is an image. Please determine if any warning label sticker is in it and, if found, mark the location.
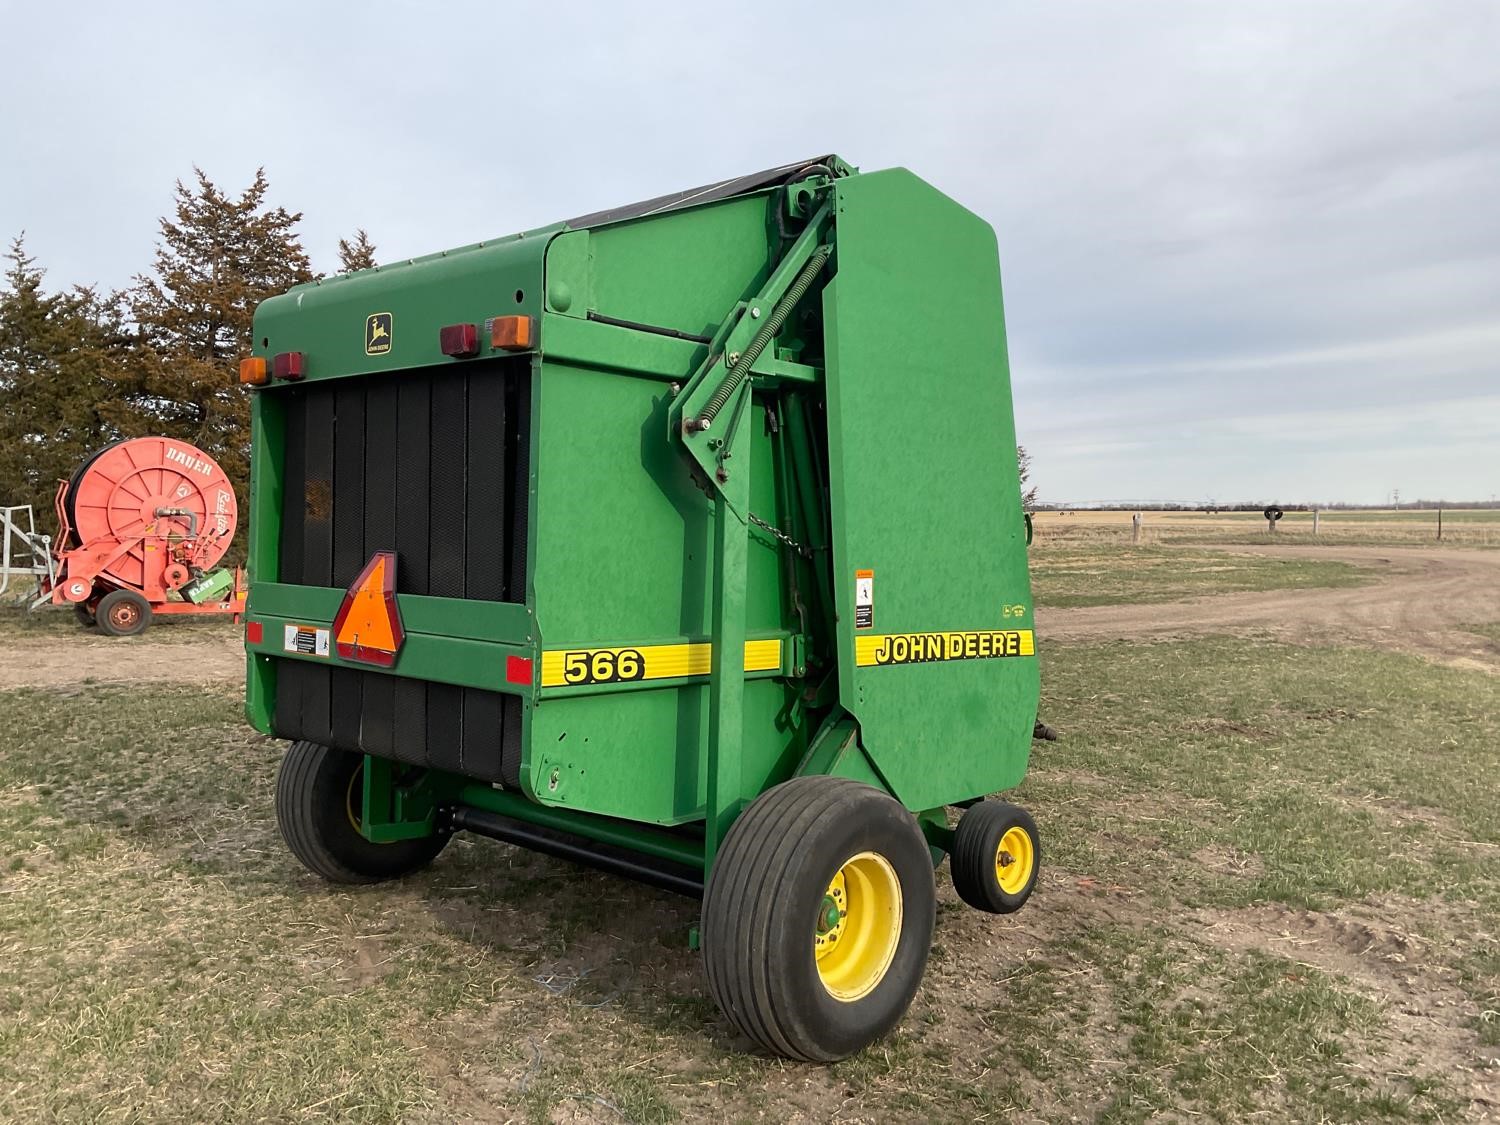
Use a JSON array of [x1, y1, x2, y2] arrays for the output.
[[854, 569, 874, 630], [283, 624, 331, 658], [855, 629, 1035, 668]]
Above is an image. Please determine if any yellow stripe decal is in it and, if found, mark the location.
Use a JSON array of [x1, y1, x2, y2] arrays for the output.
[[855, 629, 1035, 668], [541, 639, 783, 688]]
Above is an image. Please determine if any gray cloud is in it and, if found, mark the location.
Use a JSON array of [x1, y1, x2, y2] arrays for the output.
[[2, 0, 1496, 503]]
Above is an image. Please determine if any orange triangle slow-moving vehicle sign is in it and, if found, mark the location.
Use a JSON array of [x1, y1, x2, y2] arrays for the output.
[[332, 551, 404, 666]]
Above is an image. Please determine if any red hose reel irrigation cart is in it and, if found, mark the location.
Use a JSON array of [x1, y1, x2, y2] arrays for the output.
[[39, 437, 246, 636]]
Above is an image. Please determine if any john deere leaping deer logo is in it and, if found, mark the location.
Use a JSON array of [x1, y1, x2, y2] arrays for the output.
[[365, 312, 393, 355]]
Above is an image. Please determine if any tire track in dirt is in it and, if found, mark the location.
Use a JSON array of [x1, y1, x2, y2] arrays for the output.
[[1036, 545, 1500, 673]]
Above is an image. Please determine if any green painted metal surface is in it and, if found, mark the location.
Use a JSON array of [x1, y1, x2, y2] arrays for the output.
[[253, 230, 555, 384], [822, 169, 1038, 810], [243, 156, 1038, 874]]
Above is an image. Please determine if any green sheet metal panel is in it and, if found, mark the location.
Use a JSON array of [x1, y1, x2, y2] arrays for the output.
[[252, 230, 554, 384], [571, 191, 777, 340], [525, 351, 802, 825], [822, 168, 1038, 810]]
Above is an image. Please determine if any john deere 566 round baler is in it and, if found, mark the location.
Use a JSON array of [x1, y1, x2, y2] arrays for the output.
[[241, 156, 1041, 1061]]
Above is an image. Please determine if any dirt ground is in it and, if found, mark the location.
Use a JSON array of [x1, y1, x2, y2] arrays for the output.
[[0, 626, 245, 689], [1037, 544, 1500, 674], [4, 543, 1497, 691]]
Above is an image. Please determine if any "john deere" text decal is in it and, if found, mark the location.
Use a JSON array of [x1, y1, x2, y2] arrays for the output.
[[855, 629, 1035, 668]]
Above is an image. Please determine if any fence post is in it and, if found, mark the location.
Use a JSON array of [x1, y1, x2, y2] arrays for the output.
[[1313, 509, 1320, 535], [1437, 507, 1443, 541], [1131, 512, 1141, 545]]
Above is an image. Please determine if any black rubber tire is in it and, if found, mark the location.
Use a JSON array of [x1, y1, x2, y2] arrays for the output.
[[95, 589, 152, 637], [275, 741, 448, 884], [74, 603, 97, 627], [701, 776, 936, 1062], [64, 439, 126, 547], [951, 801, 1040, 914]]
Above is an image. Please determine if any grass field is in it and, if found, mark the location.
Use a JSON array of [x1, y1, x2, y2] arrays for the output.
[[1028, 545, 1371, 608], [2, 635, 1496, 1121], [1034, 508, 1500, 549]]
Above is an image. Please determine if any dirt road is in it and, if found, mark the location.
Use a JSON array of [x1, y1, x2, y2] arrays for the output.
[[1037, 544, 1500, 672], [0, 629, 245, 690]]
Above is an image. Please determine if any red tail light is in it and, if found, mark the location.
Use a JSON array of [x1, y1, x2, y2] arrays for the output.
[[272, 352, 305, 381], [439, 323, 480, 358]]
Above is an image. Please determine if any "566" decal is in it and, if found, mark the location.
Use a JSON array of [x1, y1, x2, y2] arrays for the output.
[[539, 640, 783, 689], [559, 648, 646, 686]]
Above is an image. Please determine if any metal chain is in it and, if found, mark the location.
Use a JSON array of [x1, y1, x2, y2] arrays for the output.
[[748, 512, 817, 559]]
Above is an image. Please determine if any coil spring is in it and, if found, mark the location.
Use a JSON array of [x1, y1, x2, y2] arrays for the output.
[[697, 244, 832, 426]]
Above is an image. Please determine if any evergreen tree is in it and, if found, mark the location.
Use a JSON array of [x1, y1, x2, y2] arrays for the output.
[[337, 229, 378, 272], [0, 236, 120, 517], [107, 168, 314, 542], [1017, 444, 1038, 509]]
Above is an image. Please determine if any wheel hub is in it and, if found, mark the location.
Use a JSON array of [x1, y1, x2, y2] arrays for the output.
[[995, 826, 1035, 895], [818, 896, 843, 934], [813, 852, 902, 1002]]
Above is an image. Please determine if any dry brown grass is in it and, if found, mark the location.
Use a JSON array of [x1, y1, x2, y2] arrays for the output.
[[1035, 507, 1500, 548]]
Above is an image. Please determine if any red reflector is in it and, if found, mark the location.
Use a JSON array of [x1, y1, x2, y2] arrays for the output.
[[439, 323, 480, 358], [246, 621, 263, 644], [506, 655, 534, 685], [272, 351, 306, 380]]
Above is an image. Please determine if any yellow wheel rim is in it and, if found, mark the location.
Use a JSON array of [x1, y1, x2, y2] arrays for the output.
[[995, 825, 1035, 895], [346, 766, 364, 834], [814, 851, 902, 1002]]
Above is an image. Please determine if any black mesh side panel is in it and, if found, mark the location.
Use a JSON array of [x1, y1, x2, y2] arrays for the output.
[[363, 380, 399, 556], [273, 657, 305, 742], [275, 360, 526, 593], [332, 383, 366, 587], [268, 360, 530, 783], [303, 391, 336, 587], [359, 668, 395, 760], [465, 372, 507, 601], [272, 662, 517, 784], [391, 677, 429, 768], [279, 391, 306, 583], [428, 373, 467, 599], [461, 689, 504, 777], [275, 659, 331, 746], [507, 373, 531, 601], [500, 696, 523, 788], [329, 666, 363, 750], [394, 378, 432, 595], [426, 682, 464, 773]]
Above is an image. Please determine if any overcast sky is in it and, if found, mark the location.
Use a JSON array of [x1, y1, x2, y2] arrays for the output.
[[3, 1, 1496, 504]]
